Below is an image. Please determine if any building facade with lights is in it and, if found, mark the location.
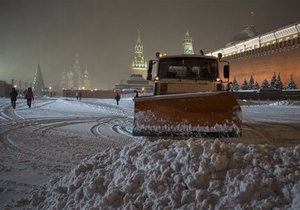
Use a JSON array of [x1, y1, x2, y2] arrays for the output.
[[60, 54, 91, 90], [207, 22, 300, 88]]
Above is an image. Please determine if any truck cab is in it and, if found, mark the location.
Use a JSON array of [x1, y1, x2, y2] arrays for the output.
[[147, 54, 229, 95]]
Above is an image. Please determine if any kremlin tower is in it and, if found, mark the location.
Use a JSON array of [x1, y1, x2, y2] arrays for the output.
[[131, 30, 147, 78], [115, 31, 153, 93], [182, 31, 194, 54], [82, 66, 91, 90], [72, 54, 82, 89]]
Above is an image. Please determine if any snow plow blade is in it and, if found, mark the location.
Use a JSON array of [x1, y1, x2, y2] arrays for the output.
[[133, 91, 242, 137]]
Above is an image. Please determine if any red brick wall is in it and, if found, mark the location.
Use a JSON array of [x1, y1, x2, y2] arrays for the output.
[[226, 38, 300, 88], [62, 89, 117, 99]]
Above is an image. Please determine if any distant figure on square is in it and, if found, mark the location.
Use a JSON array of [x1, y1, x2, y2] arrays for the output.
[[115, 93, 121, 105], [25, 87, 34, 108], [78, 92, 82, 100], [10, 87, 18, 109], [226, 82, 233, 91], [134, 90, 139, 98], [76, 92, 79, 100]]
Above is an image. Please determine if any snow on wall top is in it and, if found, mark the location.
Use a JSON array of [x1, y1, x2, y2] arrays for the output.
[[207, 22, 300, 57]]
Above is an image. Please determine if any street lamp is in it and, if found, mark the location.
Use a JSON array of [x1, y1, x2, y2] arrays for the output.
[[49, 86, 52, 97]]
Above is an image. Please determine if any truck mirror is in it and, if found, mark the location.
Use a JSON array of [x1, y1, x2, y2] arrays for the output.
[[223, 65, 229, 79]]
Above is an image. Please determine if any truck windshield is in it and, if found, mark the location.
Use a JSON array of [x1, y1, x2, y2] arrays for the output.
[[158, 57, 218, 81]]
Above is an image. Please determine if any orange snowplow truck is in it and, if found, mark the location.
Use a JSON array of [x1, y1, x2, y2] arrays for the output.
[[132, 53, 242, 137]]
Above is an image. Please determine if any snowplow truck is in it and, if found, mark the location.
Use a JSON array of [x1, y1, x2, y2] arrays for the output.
[[132, 53, 242, 137]]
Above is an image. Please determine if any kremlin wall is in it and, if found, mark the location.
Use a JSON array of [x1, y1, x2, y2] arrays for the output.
[[207, 22, 300, 88]]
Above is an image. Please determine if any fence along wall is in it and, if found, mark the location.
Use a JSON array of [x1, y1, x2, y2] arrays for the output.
[[231, 89, 300, 101], [207, 23, 300, 88]]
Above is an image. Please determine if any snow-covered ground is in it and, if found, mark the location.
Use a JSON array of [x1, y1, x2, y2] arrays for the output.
[[0, 97, 299, 209]]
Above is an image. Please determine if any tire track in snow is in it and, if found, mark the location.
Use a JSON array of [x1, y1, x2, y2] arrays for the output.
[[1, 98, 139, 173], [1, 115, 138, 164], [0, 104, 19, 121], [31, 117, 97, 136], [90, 116, 141, 145], [235, 122, 300, 146], [0, 100, 56, 128]]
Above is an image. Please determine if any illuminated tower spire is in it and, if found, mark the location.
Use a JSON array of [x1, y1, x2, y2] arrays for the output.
[[32, 64, 45, 95], [75, 53, 79, 65], [182, 31, 194, 54], [82, 66, 91, 90], [67, 70, 74, 89], [72, 53, 82, 89], [132, 30, 147, 78]]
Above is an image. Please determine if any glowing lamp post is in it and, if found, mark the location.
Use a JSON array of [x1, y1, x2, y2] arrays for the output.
[[49, 86, 52, 97]]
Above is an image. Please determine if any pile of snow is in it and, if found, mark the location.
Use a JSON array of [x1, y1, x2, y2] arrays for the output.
[[25, 139, 299, 209], [240, 100, 294, 107]]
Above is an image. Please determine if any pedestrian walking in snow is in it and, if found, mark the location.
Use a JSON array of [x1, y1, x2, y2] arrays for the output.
[[134, 90, 139, 98], [25, 87, 34, 108], [115, 93, 121, 105], [10, 87, 18, 109], [226, 82, 233, 91], [76, 92, 79, 100], [78, 92, 82, 100]]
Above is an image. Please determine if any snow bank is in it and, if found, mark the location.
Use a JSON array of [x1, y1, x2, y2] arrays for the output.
[[269, 100, 294, 106], [26, 139, 300, 209]]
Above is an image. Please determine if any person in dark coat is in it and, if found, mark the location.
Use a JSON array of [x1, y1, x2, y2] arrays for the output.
[[115, 93, 121, 105], [10, 87, 18, 109], [78, 92, 82, 100], [25, 87, 34, 108], [226, 82, 233, 91], [134, 90, 139, 98]]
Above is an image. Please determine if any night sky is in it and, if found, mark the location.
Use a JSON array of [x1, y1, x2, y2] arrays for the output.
[[0, 0, 299, 90]]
